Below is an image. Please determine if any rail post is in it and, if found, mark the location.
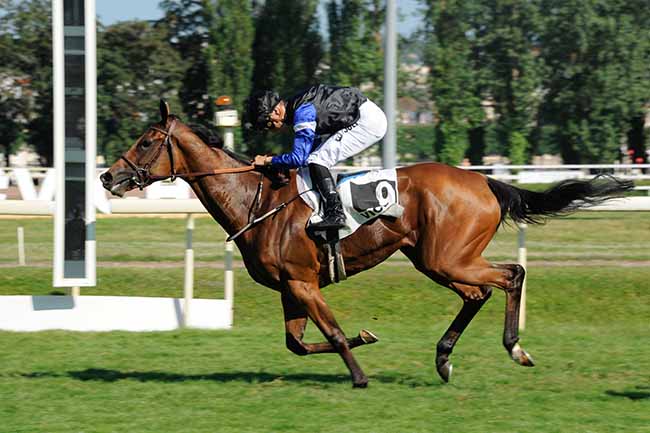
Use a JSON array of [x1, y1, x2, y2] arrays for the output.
[[517, 223, 528, 331], [183, 213, 195, 327], [17, 227, 25, 266], [224, 240, 234, 321]]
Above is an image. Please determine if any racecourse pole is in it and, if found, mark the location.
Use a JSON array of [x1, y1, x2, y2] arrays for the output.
[[518, 223, 528, 330], [382, 0, 397, 169], [183, 214, 195, 327]]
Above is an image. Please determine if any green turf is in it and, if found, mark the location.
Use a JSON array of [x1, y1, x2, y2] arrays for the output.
[[0, 211, 648, 265], [0, 265, 648, 433], [0, 214, 648, 432]]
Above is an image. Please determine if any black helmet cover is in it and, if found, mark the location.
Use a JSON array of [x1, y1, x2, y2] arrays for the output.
[[245, 90, 281, 130]]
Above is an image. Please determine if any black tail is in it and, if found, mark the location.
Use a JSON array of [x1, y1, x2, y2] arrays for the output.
[[487, 174, 634, 226]]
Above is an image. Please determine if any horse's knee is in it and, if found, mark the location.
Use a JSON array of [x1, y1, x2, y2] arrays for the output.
[[285, 333, 308, 356]]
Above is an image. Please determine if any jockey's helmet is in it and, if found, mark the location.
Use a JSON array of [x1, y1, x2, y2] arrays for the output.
[[245, 90, 281, 131]]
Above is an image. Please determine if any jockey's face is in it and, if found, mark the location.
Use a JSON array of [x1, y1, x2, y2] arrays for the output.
[[268, 101, 286, 131]]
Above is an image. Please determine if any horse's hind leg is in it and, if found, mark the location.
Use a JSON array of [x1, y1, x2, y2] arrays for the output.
[[499, 264, 535, 367], [281, 291, 378, 356], [436, 284, 492, 382], [285, 279, 370, 388], [446, 260, 535, 368]]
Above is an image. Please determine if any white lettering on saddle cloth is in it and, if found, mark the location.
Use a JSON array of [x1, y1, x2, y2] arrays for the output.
[[296, 167, 404, 239]]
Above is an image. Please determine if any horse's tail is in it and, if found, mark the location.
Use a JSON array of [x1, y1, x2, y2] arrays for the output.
[[486, 174, 634, 226]]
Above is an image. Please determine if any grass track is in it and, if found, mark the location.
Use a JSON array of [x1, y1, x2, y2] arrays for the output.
[[1, 265, 649, 432], [0, 215, 649, 432]]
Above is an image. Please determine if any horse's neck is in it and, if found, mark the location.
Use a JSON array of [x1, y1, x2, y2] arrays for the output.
[[179, 137, 258, 236]]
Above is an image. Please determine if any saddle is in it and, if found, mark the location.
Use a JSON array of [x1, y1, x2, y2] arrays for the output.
[[297, 167, 404, 283]]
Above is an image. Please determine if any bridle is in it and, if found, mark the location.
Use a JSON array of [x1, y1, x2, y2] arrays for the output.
[[120, 118, 255, 190], [118, 117, 305, 242]]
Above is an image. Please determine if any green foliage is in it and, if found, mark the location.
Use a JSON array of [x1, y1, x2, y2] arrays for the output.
[[250, 0, 322, 95], [0, 0, 52, 165], [473, 0, 543, 162], [326, 0, 384, 102], [97, 21, 184, 163], [2, 0, 650, 166], [424, 0, 484, 165], [537, 0, 650, 163], [396, 124, 435, 162], [247, 0, 324, 155], [508, 130, 529, 164], [209, 0, 254, 111], [159, 0, 217, 122]]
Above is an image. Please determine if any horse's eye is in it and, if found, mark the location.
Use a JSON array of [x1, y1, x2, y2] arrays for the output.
[[141, 139, 152, 149]]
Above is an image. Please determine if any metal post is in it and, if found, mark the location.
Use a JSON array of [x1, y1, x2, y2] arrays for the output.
[[17, 227, 25, 266], [183, 214, 195, 327], [382, 0, 397, 169], [517, 223, 528, 331]]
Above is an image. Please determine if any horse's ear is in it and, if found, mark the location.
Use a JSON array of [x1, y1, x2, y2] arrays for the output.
[[159, 99, 170, 124]]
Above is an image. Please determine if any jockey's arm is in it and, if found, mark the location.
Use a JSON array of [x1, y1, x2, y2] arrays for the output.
[[270, 103, 317, 168]]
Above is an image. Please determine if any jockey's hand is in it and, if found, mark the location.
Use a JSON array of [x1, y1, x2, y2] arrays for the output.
[[253, 155, 272, 167]]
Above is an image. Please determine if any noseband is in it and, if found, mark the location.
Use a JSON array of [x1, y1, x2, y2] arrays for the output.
[[120, 119, 179, 190], [120, 119, 255, 190]]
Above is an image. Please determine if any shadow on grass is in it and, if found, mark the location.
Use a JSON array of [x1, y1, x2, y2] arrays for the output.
[[20, 368, 441, 388], [605, 386, 650, 400]]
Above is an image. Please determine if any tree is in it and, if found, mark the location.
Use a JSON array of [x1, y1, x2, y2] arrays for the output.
[[0, 0, 53, 165], [472, 0, 543, 163], [208, 0, 254, 111], [423, 0, 484, 164], [250, 0, 323, 96], [159, 0, 217, 122], [326, 0, 384, 101], [247, 0, 324, 154], [538, 0, 650, 163], [97, 20, 184, 163]]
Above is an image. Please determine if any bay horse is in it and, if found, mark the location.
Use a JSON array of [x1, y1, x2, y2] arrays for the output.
[[100, 101, 633, 387]]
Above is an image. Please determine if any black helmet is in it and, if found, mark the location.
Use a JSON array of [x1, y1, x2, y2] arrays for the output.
[[245, 90, 281, 131]]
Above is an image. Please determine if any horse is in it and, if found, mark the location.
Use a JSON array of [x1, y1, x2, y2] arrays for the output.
[[100, 100, 633, 388]]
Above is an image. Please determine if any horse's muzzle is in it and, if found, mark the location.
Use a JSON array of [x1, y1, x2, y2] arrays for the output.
[[100, 170, 133, 197]]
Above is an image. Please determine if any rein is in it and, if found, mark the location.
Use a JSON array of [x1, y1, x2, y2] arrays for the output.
[[120, 119, 255, 189], [121, 117, 301, 241], [227, 188, 314, 242]]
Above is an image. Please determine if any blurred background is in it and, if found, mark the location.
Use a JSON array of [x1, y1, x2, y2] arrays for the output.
[[1, 0, 649, 168]]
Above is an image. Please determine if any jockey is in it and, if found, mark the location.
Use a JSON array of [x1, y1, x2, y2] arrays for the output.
[[246, 84, 387, 230]]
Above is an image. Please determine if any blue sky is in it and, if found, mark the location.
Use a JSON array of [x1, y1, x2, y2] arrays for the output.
[[96, 0, 424, 36]]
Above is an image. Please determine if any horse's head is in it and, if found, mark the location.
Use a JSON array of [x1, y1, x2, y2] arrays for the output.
[[101, 99, 181, 197]]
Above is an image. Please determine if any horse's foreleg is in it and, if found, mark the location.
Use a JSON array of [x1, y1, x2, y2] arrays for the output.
[[436, 284, 492, 382], [282, 292, 378, 355], [285, 280, 369, 388]]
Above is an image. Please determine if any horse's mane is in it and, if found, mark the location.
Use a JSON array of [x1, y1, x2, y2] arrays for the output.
[[185, 119, 290, 188], [186, 121, 250, 165]]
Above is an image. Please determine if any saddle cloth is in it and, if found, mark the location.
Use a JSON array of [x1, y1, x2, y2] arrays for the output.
[[296, 167, 404, 239]]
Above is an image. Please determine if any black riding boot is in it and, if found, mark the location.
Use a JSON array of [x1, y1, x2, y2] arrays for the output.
[[308, 163, 346, 230]]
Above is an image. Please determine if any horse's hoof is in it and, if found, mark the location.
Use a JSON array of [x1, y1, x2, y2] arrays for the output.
[[437, 361, 453, 383], [359, 329, 379, 344], [510, 343, 535, 367], [353, 379, 369, 388]]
